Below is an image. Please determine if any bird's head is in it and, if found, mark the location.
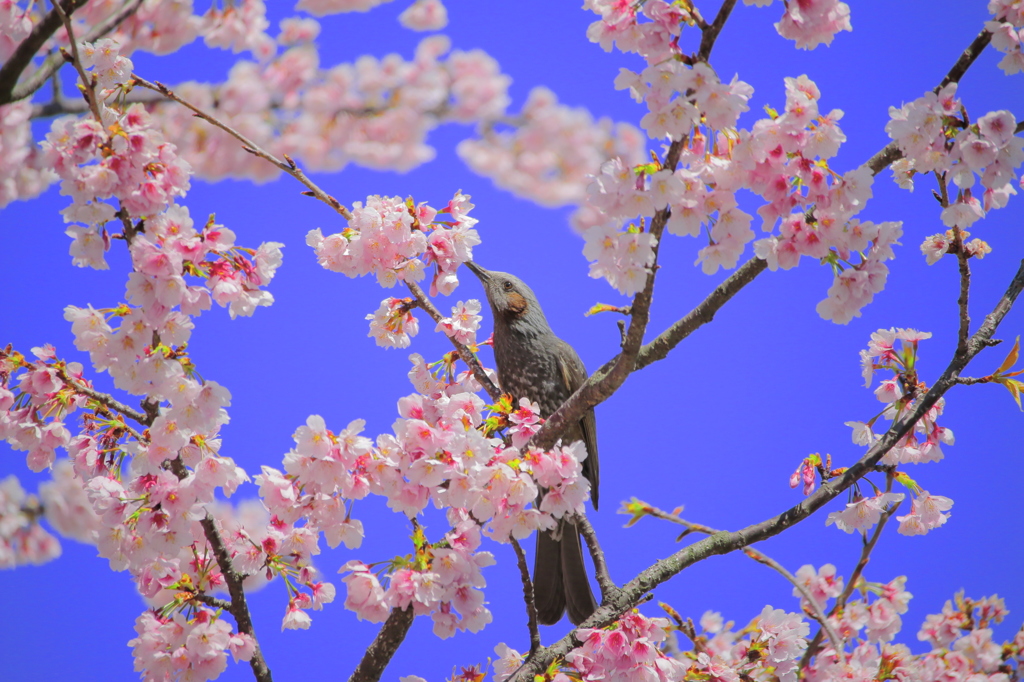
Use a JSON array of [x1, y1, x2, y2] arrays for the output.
[[465, 261, 547, 326]]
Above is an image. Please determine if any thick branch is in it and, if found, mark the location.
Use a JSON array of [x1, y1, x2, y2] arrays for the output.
[[696, 0, 737, 62], [403, 280, 502, 400], [347, 606, 415, 682], [939, 27, 994, 90], [510, 538, 542, 655], [11, 0, 145, 105], [506, 259, 1024, 682], [197, 516, 274, 682], [131, 74, 353, 220], [0, 0, 88, 106]]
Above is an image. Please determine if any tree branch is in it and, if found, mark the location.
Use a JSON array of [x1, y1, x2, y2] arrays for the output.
[[952, 225, 972, 358], [11, 0, 145, 105], [506, 258, 1024, 682], [347, 606, 415, 682], [56, 367, 150, 425], [510, 537, 542, 655], [530, 16, 1007, 454], [634, 257, 768, 371], [51, 0, 103, 123], [635, 503, 845, 661], [939, 27, 994, 90], [130, 74, 353, 220], [166, 460, 273, 682], [0, 0, 89, 106], [696, 0, 738, 62], [197, 517, 274, 682]]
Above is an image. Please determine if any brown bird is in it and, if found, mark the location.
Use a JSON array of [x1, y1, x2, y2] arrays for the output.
[[466, 261, 599, 626]]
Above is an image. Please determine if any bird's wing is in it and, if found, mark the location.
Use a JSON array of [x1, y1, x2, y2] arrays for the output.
[[557, 341, 600, 510]]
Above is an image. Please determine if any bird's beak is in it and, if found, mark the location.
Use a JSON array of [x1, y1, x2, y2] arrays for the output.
[[465, 261, 490, 282]]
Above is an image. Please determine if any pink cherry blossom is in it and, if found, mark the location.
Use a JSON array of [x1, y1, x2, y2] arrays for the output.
[[399, 0, 448, 31], [826, 492, 904, 534]]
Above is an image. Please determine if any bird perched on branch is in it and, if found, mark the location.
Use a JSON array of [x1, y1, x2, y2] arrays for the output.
[[466, 261, 599, 626]]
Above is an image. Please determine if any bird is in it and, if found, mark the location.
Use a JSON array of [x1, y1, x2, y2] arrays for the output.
[[465, 261, 599, 626]]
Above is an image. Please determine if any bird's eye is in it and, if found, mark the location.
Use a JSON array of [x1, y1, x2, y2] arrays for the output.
[[502, 281, 514, 291]]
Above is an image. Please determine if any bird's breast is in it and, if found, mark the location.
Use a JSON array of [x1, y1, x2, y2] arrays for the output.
[[492, 329, 570, 418]]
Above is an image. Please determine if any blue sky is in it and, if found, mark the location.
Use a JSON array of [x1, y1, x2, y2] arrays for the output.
[[2, 1, 1023, 680]]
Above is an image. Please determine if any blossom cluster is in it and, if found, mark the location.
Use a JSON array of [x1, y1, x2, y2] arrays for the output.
[[338, 517, 495, 639], [257, 363, 593, 636], [3, 12, 516, 205], [585, 0, 851, 60], [0, 39, 299, 680], [623, 571, 1018, 682], [0, 472, 61, 568], [129, 608, 256, 682], [886, 84, 1022, 261], [987, 0, 1024, 75], [582, 70, 893, 325], [157, 34, 511, 181], [0, 102, 55, 209], [458, 86, 647, 209], [494, 612, 687, 682], [811, 328, 956, 537], [308, 191, 480, 320]]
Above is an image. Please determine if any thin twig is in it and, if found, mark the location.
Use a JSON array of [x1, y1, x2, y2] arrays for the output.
[[130, 74, 353, 220], [404, 280, 502, 400], [742, 549, 845, 661], [51, 0, 103, 123], [57, 368, 150, 425], [193, 594, 234, 611], [799, 487, 901, 670], [574, 512, 619, 603], [637, 504, 845, 660], [952, 226, 972, 357], [510, 537, 542, 655]]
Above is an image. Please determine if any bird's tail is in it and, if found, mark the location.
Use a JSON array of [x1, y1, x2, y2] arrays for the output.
[[533, 518, 598, 626]]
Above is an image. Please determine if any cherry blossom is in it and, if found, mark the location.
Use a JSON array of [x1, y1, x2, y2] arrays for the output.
[[826, 492, 904, 534], [399, 0, 448, 32]]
